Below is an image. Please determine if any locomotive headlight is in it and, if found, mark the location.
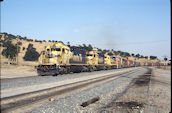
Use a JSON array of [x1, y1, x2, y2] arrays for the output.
[[49, 58, 54, 63]]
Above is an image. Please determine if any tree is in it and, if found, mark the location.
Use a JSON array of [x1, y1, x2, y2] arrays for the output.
[[67, 41, 70, 45], [23, 44, 40, 61], [131, 53, 135, 57], [108, 52, 113, 56], [164, 57, 167, 61], [2, 40, 19, 60], [88, 44, 93, 51], [67, 41, 70, 47], [113, 51, 118, 55], [17, 41, 22, 45], [124, 52, 130, 57], [120, 52, 125, 56], [140, 55, 144, 58], [80, 44, 93, 51], [135, 54, 140, 58], [150, 56, 157, 60], [145, 56, 148, 59]]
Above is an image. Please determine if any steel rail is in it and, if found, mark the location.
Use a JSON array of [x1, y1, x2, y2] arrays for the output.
[[1, 68, 140, 113]]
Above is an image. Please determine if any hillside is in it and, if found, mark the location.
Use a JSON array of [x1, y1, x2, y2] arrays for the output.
[[0, 33, 54, 66], [0, 33, 169, 67]]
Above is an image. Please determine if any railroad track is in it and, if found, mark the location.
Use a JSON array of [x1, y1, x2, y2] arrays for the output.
[[1, 68, 141, 113]]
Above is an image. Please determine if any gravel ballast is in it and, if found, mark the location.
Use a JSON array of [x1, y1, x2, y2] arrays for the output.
[[1, 67, 139, 98], [30, 67, 147, 113], [1, 67, 138, 90]]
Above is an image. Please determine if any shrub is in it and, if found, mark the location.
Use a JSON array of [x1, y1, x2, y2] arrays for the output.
[[17, 41, 22, 45]]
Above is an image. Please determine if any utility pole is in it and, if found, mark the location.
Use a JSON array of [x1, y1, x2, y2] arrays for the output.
[[16, 37, 19, 65]]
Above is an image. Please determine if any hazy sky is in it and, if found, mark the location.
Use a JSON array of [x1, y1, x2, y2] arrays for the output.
[[1, 0, 171, 59]]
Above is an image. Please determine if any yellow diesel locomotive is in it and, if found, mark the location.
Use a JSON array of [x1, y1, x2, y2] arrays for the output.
[[37, 42, 119, 76]]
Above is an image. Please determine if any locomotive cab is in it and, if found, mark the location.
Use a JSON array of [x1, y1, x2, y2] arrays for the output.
[[37, 42, 71, 76], [86, 50, 98, 65], [104, 53, 111, 65]]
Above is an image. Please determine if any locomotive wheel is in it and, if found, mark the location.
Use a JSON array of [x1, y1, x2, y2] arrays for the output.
[[53, 73, 58, 76], [89, 67, 94, 72], [66, 67, 71, 74]]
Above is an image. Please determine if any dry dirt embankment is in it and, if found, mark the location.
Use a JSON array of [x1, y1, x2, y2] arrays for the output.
[[1, 65, 37, 79], [102, 67, 171, 113]]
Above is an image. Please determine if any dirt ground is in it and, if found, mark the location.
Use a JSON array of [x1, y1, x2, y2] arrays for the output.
[[102, 67, 171, 113], [1, 64, 37, 79], [157, 66, 171, 70]]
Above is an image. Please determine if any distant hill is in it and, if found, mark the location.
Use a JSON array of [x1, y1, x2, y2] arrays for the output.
[[1, 32, 167, 66], [0, 33, 54, 53], [0, 33, 55, 66]]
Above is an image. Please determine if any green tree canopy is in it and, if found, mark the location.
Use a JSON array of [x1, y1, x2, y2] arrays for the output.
[[80, 44, 93, 51], [131, 53, 135, 57], [2, 40, 19, 60], [23, 44, 40, 61], [135, 54, 140, 58], [150, 56, 157, 60], [145, 56, 148, 59]]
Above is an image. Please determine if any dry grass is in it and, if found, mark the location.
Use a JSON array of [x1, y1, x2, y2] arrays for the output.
[[0, 37, 53, 68]]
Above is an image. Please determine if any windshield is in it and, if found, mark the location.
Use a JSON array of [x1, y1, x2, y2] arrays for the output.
[[50, 48, 61, 51], [87, 54, 93, 56]]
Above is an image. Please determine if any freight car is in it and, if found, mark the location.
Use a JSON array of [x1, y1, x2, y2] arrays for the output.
[[127, 59, 135, 67], [135, 62, 140, 67]]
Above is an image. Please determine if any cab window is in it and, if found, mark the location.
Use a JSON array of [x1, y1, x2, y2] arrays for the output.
[[56, 48, 61, 51], [62, 48, 65, 52], [87, 54, 92, 56]]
